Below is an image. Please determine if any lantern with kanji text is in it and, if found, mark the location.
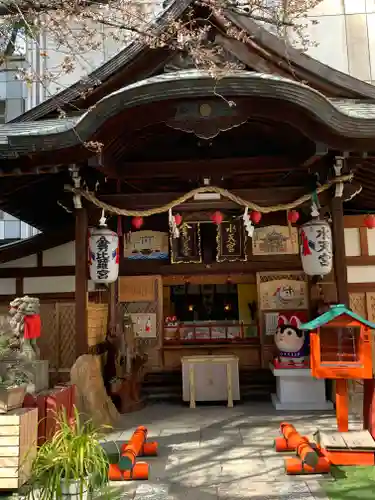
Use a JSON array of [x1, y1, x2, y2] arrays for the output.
[[299, 219, 333, 276], [89, 224, 119, 283]]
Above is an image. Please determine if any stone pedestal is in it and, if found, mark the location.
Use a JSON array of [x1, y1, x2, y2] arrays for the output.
[[270, 363, 333, 411], [25, 360, 49, 394]]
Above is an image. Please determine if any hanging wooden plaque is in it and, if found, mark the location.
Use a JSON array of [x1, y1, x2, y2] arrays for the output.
[[124, 231, 169, 260], [170, 223, 202, 264], [119, 276, 157, 302], [216, 220, 246, 262]]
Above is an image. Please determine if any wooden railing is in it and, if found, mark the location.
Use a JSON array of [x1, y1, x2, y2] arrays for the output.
[[164, 322, 259, 344]]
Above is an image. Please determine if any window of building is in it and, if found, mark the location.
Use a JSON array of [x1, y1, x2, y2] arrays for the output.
[[4, 220, 21, 239], [0, 101, 5, 124]]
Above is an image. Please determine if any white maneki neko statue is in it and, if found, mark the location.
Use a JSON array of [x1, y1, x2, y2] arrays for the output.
[[274, 315, 306, 367]]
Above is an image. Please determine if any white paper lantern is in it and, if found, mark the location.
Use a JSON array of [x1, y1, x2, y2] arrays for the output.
[[299, 219, 333, 276], [89, 224, 119, 283]]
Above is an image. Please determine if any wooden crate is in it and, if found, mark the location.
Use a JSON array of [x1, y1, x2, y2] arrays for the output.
[[0, 407, 38, 489]]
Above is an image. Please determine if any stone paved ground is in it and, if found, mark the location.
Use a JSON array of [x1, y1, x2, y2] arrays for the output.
[[101, 402, 363, 500]]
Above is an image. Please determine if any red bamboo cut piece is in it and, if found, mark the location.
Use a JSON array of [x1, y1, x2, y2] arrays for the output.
[[275, 435, 310, 452], [119, 426, 148, 471], [121, 441, 158, 457], [280, 423, 319, 468], [274, 437, 289, 452], [108, 464, 123, 481], [285, 457, 330, 475], [123, 462, 149, 480]]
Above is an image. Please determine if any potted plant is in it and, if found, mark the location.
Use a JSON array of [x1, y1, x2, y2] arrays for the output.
[[27, 408, 110, 499]]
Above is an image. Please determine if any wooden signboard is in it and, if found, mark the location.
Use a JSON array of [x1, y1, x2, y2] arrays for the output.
[[216, 220, 246, 262], [119, 276, 157, 302], [124, 231, 169, 260], [257, 271, 308, 311], [252, 225, 298, 255], [171, 223, 202, 264], [130, 313, 157, 338]]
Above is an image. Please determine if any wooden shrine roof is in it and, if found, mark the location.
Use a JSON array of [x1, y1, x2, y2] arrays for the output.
[[3, 0, 375, 231], [3, 71, 375, 158], [11, 0, 375, 124], [0, 70, 375, 231]]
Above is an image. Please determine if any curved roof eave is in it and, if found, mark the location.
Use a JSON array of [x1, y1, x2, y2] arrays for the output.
[[226, 12, 375, 100], [5, 70, 375, 154]]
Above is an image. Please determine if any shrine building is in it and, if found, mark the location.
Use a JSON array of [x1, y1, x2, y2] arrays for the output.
[[0, 0, 374, 414]]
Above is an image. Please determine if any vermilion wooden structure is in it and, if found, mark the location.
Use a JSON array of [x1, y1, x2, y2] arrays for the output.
[[301, 305, 375, 432], [23, 384, 75, 446]]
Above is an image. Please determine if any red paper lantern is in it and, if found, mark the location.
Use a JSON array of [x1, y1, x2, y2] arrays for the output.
[[288, 210, 300, 224], [211, 211, 224, 225], [174, 213, 182, 226], [132, 216, 143, 229], [365, 214, 375, 229], [250, 211, 262, 224]]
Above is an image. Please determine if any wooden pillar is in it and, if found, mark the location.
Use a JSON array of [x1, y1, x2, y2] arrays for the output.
[[335, 378, 349, 432], [75, 207, 88, 358], [108, 281, 118, 335], [364, 379, 375, 439], [331, 197, 349, 306]]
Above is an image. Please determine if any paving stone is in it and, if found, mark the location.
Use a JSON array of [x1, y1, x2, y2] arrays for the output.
[[134, 483, 169, 500], [17, 403, 344, 500], [215, 446, 262, 460], [217, 480, 316, 499], [166, 484, 219, 500], [104, 483, 137, 499]]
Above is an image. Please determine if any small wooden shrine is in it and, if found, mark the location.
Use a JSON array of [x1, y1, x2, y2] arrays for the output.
[[301, 305, 375, 432]]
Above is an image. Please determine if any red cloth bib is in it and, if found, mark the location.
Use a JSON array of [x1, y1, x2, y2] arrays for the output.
[[24, 314, 41, 340]]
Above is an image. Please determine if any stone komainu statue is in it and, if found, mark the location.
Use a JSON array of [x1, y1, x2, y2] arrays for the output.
[[9, 296, 41, 361]]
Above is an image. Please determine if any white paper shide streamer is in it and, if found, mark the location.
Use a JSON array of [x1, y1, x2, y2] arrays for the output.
[[243, 207, 254, 237], [169, 209, 180, 239]]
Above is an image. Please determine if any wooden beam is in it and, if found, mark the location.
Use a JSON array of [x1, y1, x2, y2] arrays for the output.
[[346, 256, 375, 266], [0, 255, 301, 278], [301, 143, 329, 168], [100, 187, 307, 211], [112, 156, 301, 179], [75, 208, 88, 358], [348, 283, 375, 292], [360, 227, 369, 256], [120, 256, 302, 276], [344, 215, 367, 228], [15, 277, 23, 296], [0, 291, 106, 304], [332, 196, 349, 305], [107, 282, 118, 335], [36, 251, 43, 268]]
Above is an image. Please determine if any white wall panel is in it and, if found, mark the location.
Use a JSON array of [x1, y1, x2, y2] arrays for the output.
[[43, 242, 75, 266]]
